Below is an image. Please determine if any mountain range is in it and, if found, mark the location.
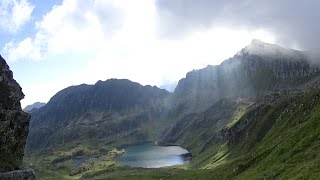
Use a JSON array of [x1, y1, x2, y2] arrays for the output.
[[25, 40, 320, 179], [23, 102, 46, 112]]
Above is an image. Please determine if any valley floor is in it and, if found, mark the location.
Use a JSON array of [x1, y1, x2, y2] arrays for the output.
[[24, 88, 320, 179]]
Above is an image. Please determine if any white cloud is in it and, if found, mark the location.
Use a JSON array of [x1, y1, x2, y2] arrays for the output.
[[3, 37, 43, 62], [3, 0, 123, 62], [4, 0, 277, 107], [20, 26, 276, 107], [0, 0, 34, 32]]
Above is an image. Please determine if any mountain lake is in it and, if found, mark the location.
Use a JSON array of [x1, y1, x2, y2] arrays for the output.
[[116, 142, 191, 168]]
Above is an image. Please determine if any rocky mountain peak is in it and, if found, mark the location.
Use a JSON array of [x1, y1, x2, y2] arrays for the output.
[[238, 39, 306, 61], [172, 41, 320, 114]]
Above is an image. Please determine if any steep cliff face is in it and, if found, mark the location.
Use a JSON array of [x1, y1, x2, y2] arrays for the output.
[[0, 55, 31, 172], [172, 40, 319, 114]]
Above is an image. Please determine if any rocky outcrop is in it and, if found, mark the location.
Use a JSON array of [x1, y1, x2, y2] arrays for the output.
[[0, 55, 31, 172], [0, 168, 35, 180], [221, 91, 284, 143], [162, 98, 253, 154]]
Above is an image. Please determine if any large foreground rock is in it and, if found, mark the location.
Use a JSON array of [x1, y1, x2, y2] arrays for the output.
[[0, 55, 31, 172]]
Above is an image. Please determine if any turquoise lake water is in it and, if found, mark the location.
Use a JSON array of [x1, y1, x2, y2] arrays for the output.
[[116, 143, 190, 168]]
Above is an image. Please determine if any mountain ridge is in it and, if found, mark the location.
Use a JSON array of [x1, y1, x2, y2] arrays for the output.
[[172, 40, 319, 113], [26, 78, 170, 154]]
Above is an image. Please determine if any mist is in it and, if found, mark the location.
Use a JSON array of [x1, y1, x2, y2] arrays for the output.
[[156, 0, 320, 52]]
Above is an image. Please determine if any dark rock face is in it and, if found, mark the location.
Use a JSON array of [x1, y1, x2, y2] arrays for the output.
[[0, 55, 31, 172], [0, 168, 36, 180]]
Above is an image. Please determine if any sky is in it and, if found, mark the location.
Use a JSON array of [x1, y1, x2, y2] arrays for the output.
[[0, 0, 319, 108]]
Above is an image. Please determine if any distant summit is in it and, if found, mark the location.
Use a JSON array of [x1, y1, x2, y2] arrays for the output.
[[160, 82, 177, 92], [24, 102, 46, 112], [238, 39, 306, 60]]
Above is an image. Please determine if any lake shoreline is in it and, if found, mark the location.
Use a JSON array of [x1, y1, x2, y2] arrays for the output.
[[116, 142, 191, 168], [154, 141, 181, 147]]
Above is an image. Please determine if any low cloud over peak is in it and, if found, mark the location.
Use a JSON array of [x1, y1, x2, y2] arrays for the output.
[[156, 0, 320, 51]]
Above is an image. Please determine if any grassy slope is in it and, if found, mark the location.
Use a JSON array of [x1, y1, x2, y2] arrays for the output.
[[231, 89, 320, 179], [93, 88, 320, 179], [24, 145, 124, 180], [198, 88, 320, 179]]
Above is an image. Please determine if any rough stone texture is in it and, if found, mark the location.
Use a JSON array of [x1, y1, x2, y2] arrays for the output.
[[0, 55, 31, 172], [0, 168, 36, 180]]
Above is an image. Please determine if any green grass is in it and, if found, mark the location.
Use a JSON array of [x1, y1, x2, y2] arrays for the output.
[[202, 89, 320, 179], [24, 145, 124, 180], [225, 105, 249, 129]]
